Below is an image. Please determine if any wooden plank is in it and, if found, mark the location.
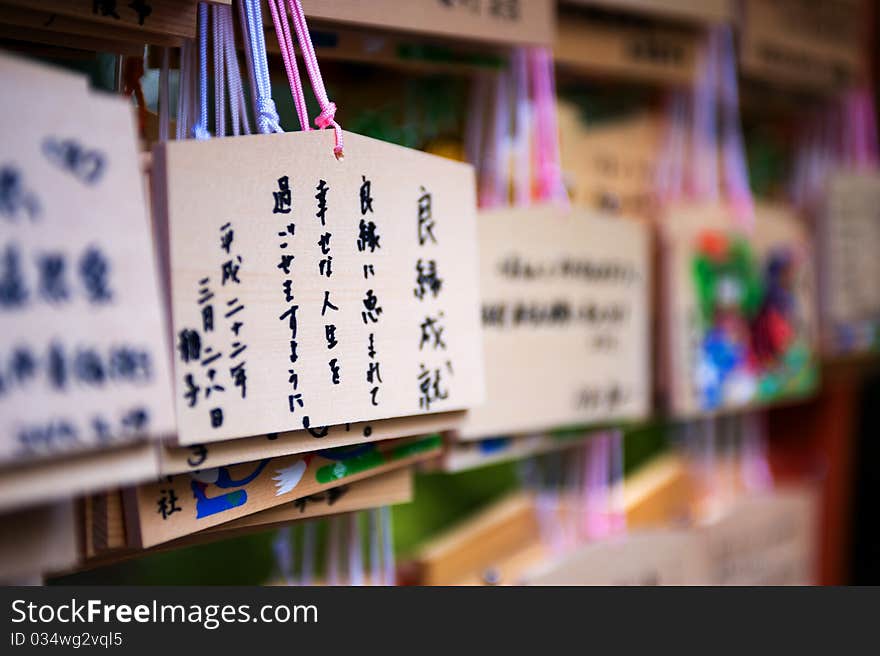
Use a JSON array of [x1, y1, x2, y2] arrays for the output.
[[160, 411, 462, 475], [0, 442, 158, 512], [442, 430, 602, 473], [299, 0, 555, 47], [558, 104, 663, 220], [0, 4, 183, 48], [564, 0, 731, 24], [700, 486, 819, 585], [661, 203, 820, 417], [411, 452, 693, 584], [153, 129, 484, 445], [0, 53, 177, 466], [126, 434, 440, 547], [818, 172, 880, 356], [457, 206, 650, 439], [82, 468, 411, 567], [2, 0, 197, 39], [739, 0, 866, 91], [0, 21, 145, 55], [555, 8, 700, 85], [0, 501, 78, 582]]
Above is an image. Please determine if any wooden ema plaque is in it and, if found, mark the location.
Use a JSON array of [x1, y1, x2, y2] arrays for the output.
[[457, 205, 650, 439], [0, 53, 176, 466], [153, 129, 485, 446], [126, 434, 440, 547], [662, 203, 819, 417]]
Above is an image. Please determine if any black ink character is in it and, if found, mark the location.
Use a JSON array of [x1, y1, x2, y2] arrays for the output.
[[366, 361, 382, 385], [319, 256, 332, 278], [157, 488, 182, 520], [121, 406, 149, 433], [74, 348, 106, 385], [0, 166, 40, 222], [36, 253, 68, 303], [230, 361, 247, 398], [177, 329, 201, 364], [224, 298, 244, 319], [280, 304, 299, 339], [418, 186, 436, 245], [93, 0, 120, 20], [282, 280, 294, 303], [202, 305, 214, 332], [315, 180, 329, 226], [302, 415, 329, 437], [357, 219, 381, 253], [47, 342, 66, 390], [0, 244, 28, 308], [418, 364, 449, 411], [273, 175, 292, 214], [359, 175, 374, 215], [200, 347, 222, 367], [204, 369, 225, 397], [108, 347, 151, 382], [221, 256, 242, 285], [187, 444, 208, 468], [183, 373, 200, 407], [10, 347, 36, 384], [329, 358, 340, 385], [363, 264, 375, 279], [79, 246, 113, 303], [361, 289, 382, 324], [325, 324, 338, 349], [128, 0, 153, 26], [367, 332, 376, 358], [321, 290, 339, 316], [419, 313, 446, 350], [198, 278, 214, 306], [370, 386, 380, 406], [277, 254, 294, 275], [288, 393, 304, 413], [220, 223, 234, 253], [414, 259, 443, 300], [41, 138, 106, 185], [210, 407, 223, 428], [318, 232, 332, 255]]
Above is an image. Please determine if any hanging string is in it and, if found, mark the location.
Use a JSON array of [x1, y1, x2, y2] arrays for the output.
[[511, 49, 532, 207], [689, 29, 720, 202], [221, 6, 250, 136], [655, 90, 689, 204], [479, 71, 510, 208], [348, 514, 365, 586], [380, 506, 395, 585], [271, 528, 294, 585], [529, 48, 567, 204], [176, 40, 193, 140], [158, 47, 170, 142], [609, 429, 627, 534], [192, 2, 211, 140], [242, 0, 283, 134], [717, 26, 754, 231], [287, 0, 344, 157], [465, 73, 491, 174], [300, 521, 316, 586], [236, 0, 259, 123], [267, 0, 309, 131], [327, 516, 341, 586], [368, 508, 381, 585], [212, 4, 226, 137]]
